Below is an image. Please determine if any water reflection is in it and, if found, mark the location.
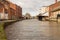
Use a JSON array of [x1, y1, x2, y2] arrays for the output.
[[5, 19, 60, 40], [49, 21, 60, 40]]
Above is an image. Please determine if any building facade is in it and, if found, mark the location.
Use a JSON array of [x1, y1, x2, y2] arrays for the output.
[[49, 1, 60, 20], [40, 6, 49, 16], [0, 0, 22, 20], [39, 6, 49, 20], [24, 13, 31, 19]]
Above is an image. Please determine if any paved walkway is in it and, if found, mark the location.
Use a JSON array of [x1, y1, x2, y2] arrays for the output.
[[5, 19, 60, 40]]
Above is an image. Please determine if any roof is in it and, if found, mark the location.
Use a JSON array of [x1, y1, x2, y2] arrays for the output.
[[49, 1, 60, 7]]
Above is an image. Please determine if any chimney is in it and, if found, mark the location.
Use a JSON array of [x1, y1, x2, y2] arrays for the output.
[[55, 0, 57, 3]]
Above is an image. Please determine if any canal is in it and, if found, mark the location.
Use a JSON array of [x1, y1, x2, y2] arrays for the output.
[[5, 19, 60, 40]]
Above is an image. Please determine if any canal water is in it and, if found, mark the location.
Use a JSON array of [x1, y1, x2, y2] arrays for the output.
[[5, 19, 60, 40]]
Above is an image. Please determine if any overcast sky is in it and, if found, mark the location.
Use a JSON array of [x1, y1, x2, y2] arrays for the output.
[[9, 0, 60, 16]]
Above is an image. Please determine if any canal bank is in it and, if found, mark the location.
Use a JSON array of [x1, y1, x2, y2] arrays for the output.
[[0, 20, 21, 40], [0, 23, 6, 40], [4, 19, 60, 40]]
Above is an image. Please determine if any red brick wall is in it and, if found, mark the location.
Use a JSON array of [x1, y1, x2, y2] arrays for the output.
[[0, 1, 22, 19], [16, 6, 22, 19], [49, 1, 60, 17], [10, 2, 17, 10], [0, 3, 5, 13], [49, 1, 60, 12]]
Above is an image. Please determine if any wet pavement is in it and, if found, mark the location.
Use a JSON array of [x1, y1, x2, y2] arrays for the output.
[[5, 19, 60, 40]]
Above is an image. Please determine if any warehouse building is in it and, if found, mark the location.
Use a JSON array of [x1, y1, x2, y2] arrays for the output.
[[0, 0, 22, 20], [49, 0, 60, 21]]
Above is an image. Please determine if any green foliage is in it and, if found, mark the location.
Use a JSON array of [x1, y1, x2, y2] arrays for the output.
[[0, 23, 7, 40], [0, 20, 17, 40]]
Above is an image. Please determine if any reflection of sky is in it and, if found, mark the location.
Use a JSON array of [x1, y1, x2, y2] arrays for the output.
[[10, 0, 60, 16]]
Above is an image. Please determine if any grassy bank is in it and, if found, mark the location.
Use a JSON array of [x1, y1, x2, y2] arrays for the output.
[[0, 23, 7, 40], [0, 20, 19, 40]]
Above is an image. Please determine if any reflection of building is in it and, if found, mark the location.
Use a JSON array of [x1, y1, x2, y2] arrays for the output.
[[0, 0, 22, 20], [49, 0, 60, 21]]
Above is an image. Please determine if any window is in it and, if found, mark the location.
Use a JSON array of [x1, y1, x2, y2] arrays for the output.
[[5, 9, 8, 14]]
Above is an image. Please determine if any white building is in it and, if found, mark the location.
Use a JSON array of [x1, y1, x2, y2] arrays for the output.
[[40, 6, 49, 16], [39, 6, 49, 20]]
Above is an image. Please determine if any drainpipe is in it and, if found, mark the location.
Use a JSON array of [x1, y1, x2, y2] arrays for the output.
[[3, 8, 5, 19]]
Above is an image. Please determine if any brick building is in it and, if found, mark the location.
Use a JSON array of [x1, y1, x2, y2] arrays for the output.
[[0, 0, 22, 20], [49, 1, 60, 20], [16, 6, 22, 19]]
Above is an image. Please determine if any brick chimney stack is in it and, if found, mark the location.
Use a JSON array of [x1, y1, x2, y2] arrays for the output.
[[55, 0, 58, 3]]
